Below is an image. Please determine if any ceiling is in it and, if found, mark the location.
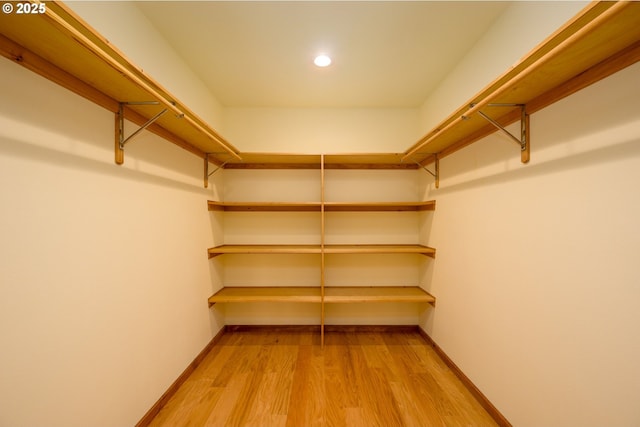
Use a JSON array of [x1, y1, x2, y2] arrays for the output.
[[136, 1, 511, 109]]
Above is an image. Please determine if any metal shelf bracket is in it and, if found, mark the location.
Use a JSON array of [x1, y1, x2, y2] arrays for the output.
[[415, 154, 440, 189], [204, 154, 231, 188], [468, 103, 530, 163], [115, 102, 168, 165]]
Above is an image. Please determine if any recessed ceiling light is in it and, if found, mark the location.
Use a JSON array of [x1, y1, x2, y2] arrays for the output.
[[314, 54, 332, 67]]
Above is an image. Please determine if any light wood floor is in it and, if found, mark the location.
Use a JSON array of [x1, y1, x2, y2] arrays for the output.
[[147, 327, 498, 427]]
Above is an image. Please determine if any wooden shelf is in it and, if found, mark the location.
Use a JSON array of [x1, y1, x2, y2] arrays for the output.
[[223, 153, 322, 169], [208, 244, 435, 258], [208, 287, 322, 306], [0, 2, 240, 165], [324, 201, 436, 212], [323, 286, 435, 305], [207, 200, 436, 212], [208, 286, 435, 307], [207, 157, 437, 341], [324, 244, 436, 257], [224, 153, 418, 169], [323, 153, 418, 169], [208, 201, 322, 212], [405, 1, 640, 166], [208, 244, 322, 258]]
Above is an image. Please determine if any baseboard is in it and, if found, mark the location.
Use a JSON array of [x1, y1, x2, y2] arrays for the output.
[[135, 325, 227, 427], [417, 327, 512, 427]]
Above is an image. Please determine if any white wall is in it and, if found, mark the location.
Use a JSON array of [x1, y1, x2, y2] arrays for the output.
[[0, 56, 222, 426], [223, 107, 420, 153], [421, 62, 640, 427]]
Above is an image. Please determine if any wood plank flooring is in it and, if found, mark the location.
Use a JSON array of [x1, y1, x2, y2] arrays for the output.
[[147, 328, 498, 427]]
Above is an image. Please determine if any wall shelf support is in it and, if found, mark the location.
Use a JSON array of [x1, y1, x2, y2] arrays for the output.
[[416, 155, 440, 189], [469, 103, 530, 164], [115, 102, 168, 165], [204, 154, 231, 188]]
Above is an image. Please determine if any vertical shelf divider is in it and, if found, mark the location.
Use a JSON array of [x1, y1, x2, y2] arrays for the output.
[[320, 154, 326, 346]]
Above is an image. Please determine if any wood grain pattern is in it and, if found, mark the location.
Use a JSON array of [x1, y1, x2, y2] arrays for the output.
[[145, 328, 501, 427]]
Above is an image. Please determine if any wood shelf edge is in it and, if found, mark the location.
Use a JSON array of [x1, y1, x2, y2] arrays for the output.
[[208, 286, 323, 306], [323, 286, 436, 305], [208, 286, 435, 307], [207, 244, 323, 258], [207, 201, 322, 212], [207, 244, 436, 258], [323, 244, 436, 257], [207, 200, 436, 212], [324, 200, 436, 211]]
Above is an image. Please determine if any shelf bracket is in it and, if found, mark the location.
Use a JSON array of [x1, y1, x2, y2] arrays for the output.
[[203, 154, 231, 188], [415, 154, 439, 189], [115, 102, 168, 165], [468, 103, 530, 164]]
